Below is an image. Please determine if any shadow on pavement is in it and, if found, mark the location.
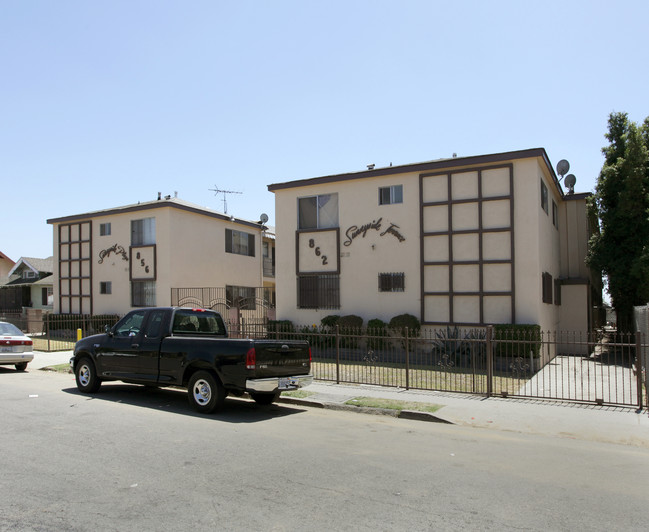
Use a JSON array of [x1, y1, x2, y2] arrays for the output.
[[61, 382, 309, 424]]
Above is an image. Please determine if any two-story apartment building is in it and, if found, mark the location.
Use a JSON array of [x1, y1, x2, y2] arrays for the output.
[[47, 195, 275, 317], [268, 148, 601, 336]]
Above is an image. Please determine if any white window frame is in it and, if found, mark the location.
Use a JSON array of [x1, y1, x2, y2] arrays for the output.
[[298, 194, 339, 230], [379, 185, 403, 205]]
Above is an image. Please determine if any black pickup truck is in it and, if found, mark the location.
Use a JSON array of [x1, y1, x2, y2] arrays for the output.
[[71, 307, 312, 413]]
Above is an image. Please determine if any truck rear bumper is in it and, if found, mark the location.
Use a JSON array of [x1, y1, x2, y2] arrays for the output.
[[246, 374, 314, 393]]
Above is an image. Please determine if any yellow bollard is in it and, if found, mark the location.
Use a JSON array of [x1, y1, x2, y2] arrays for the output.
[[77, 328, 82, 341]]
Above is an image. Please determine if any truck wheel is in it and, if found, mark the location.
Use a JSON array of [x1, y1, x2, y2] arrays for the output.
[[14, 362, 28, 371], [75, 357, 102, 393], [188, 371, 226, 414], [250, 392, 280, 406]]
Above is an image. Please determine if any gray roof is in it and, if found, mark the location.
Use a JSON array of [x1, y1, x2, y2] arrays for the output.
[[10, 257, 53, 275]]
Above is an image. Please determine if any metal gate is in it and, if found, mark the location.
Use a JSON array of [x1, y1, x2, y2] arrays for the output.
[[171, 287, 275, 338]]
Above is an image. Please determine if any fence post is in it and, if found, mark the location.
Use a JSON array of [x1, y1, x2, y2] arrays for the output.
[[405, 327, 410, 390], [46, 314, 51, 352], [486, 325, 493, 398], [335, 325, 340, 384], [636, 331, 643, 410]]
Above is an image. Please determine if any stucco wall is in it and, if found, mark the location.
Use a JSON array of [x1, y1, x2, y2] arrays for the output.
[[275, 174, 420, 325], [273, 153, 584, 333], [52, 203, 266, 315]]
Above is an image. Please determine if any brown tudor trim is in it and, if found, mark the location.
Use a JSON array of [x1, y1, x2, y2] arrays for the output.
[[419, 163, 515, 326], [57, 220, 93, 315]]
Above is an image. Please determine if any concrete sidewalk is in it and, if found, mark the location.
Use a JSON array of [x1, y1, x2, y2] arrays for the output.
[[31, 350, 649, 448], [290, 381, 649, 448]]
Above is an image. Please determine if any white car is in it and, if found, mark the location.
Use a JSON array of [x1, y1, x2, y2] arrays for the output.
[[0, 321, 34, 371]]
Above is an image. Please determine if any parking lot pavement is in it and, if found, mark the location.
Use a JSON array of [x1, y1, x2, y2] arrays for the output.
[[30, 350, 649, 447]]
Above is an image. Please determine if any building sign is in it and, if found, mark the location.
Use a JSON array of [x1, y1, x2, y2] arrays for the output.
[[130, 245, 156, 280], [98, 244, 129, 264], [343, 217, 405, 247], [296, 229, 340, 274]]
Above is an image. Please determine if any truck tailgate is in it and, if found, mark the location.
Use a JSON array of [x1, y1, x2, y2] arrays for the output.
[[252, 340, 310, 378]]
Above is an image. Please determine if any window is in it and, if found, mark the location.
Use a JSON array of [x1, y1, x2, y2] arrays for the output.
[[100, 223, 111, 236], [552, 201, 558, 228], [297, 274, 340, 309], [131, 218, 156, 246], [540, 180, 548, 214], [225, 229, 255, 257], [298, 194, 339, 229], [131, 281, 156, 307], [145, 310, 166, 338], [115, 311, 146, 337], [100, 282, 112, 294], [226, 285, 257, 310], [172, 309, 226, 336], [542, 272, 553, 304], [23, 270, 36, 279], [379, 272, 405, 292], [379, 185, 403, 205]]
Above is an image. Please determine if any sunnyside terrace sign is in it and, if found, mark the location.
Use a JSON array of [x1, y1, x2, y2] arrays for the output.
[[343, 217, 405, 247]]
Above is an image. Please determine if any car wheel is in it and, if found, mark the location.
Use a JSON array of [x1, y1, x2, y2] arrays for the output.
[[250, 392, 280, 406], [75, 357, 101, 393], [14, 362, 28, 371], [187, 371, 226, 414]]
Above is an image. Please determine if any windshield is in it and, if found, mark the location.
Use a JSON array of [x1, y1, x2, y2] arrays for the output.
[[0, 322, 24, 336]]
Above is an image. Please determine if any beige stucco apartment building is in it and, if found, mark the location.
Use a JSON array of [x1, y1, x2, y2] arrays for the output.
[[47, 196, 275, 317], [268, 148, 601, 335]]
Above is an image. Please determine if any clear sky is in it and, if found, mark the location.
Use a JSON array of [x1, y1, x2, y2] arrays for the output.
[[2, 0, 647, 263]]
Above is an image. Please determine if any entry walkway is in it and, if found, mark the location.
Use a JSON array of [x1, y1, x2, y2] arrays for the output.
[[516, 355, 642, 406]]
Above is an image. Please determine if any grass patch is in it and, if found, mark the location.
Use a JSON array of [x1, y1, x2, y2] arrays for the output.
[[345, 396, 443, 413], [281, 390, 315, 399], [39, 364, 72, 374]]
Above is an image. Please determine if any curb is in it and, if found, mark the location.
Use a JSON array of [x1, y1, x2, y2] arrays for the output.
[[278, 396, 455, 424]]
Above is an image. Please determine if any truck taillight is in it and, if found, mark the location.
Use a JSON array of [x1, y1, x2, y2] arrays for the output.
[[246, 348, 256, 370], [308, 347, 312, 363]]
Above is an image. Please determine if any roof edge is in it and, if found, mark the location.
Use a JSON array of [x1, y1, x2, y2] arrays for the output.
[[268, 148, 553, 192]]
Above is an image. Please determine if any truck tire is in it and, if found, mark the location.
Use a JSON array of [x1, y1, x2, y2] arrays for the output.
[[188, 371, 226, 414], [75, 357, 102, 393], [14, 362, 28, 371], [250, 392, 280, 406]]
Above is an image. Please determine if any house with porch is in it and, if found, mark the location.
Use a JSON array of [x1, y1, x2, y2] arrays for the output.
[[0, 256, 53, 311]]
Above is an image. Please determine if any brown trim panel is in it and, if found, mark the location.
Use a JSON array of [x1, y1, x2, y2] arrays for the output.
[[419, 164, 515, 326]]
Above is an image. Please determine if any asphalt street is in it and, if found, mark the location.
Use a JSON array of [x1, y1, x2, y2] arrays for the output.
[[1, 366, 648, 531]]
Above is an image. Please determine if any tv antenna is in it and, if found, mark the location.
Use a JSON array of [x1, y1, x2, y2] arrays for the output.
[[209, 185, 242, 214]]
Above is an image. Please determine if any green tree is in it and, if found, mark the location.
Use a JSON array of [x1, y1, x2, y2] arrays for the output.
[[587, 112, 649, 332]]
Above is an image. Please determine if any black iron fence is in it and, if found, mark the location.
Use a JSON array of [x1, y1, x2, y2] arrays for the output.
[[4, 307, 646, 408], [247, 324, 647, 409]]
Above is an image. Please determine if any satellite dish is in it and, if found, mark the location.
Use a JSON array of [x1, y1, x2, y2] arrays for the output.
[[556, 159, 570, 178], [259, 213, 269, 224], [564, 174, 576, 192]]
